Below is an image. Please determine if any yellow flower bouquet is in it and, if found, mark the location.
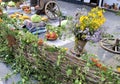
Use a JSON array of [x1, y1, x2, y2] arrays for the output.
[[74, 7, 106, 42]]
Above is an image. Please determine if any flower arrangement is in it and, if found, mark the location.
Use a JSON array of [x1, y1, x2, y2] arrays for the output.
[[74, 7, 106, 42]]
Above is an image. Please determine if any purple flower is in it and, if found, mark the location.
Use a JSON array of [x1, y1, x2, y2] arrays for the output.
[[84, 28, 102, 42]]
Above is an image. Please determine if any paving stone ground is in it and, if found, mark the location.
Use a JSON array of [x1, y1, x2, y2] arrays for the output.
[[57, 0, 120, 67], [0, 0, 120, 84]]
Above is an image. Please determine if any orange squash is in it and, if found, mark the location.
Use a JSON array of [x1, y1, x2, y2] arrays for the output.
[[38, 38, 43, 46], [96, 63, 102, 68], [100, 66, 107, 71], [91, 57, 98, 63], [22, 6, 30, 10], [0, 0, 2, 3], [24, 8, 31, 14]]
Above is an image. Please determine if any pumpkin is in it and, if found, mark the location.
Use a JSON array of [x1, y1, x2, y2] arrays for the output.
[[41, 16, 48, 22], [9, 14, 16, 18], [22, 6, 30, 10], [0, 0, 2, 3], [24, 8, 31, 14], [22, 16, 30, 19], [23, 6, 31, 14], [38, 38, 43, 46]]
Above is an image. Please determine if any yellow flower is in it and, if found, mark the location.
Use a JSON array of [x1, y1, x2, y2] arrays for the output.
[[80, 16, 84, 22], [76, 24, 79, 28], [91, 7, 96, 12], [84, 16, 88, 20], [80, 26, 84, 30], [64, 48, 68, 51], [92, 13, 96, 17], [88, 12, 92, 16], [98, 12, 102, 17], [77, 7, 106, 37]]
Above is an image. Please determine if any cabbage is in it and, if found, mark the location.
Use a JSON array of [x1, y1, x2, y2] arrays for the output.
[[8, 1, 15, 7], [1, 2, 6, 6], [31, 14, 42, 23], [61, 20, 68, 27]]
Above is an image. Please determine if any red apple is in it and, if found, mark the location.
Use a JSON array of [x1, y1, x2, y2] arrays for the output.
[[45, 33, 50, 38], [50, 34, 55, 38], [50, 32, 57, 38]]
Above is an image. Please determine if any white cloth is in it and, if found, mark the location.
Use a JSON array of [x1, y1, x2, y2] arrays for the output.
[[0, 80, 3, 84], [45, 37, 74, 47], [84, 0, 90, 3]]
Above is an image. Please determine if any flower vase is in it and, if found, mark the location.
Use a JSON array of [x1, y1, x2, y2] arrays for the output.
[[71, 38, 87, 56]]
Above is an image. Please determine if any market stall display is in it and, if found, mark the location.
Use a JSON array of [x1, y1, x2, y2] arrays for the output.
[[0, 1, 120, 84]]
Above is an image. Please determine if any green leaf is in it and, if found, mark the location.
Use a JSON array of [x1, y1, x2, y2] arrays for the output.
[[57, 60, 60, 66], [101, 77, 105, 81], [66, 69, 72, 77], [75, 79, 79, 84]]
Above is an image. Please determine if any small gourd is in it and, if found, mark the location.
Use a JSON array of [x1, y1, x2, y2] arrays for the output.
[[0, 0, 2, 3]]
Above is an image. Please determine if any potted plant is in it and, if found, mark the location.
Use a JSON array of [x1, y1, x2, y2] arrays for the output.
[[71, 7, 106, 56]]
